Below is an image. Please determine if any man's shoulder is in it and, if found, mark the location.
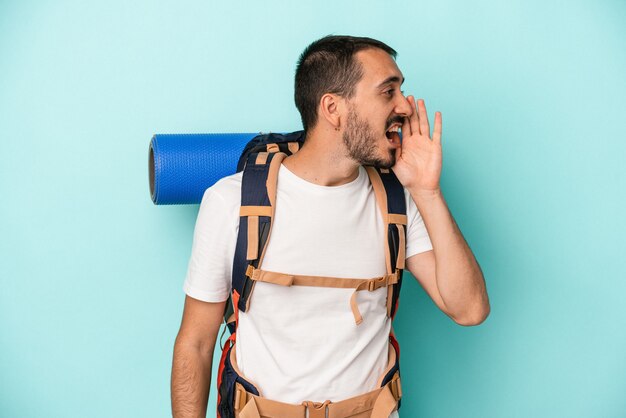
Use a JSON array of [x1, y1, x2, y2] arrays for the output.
[[205, 172, 243, 200], [201, 171, 243, 207]]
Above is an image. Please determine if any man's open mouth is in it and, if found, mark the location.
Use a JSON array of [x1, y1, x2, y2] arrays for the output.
[[385, 124, 401, 145]]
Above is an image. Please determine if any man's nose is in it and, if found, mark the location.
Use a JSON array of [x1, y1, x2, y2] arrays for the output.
[[395, 95, 413, 117]]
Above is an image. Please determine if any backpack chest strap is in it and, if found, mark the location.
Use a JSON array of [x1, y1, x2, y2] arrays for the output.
[[246, 266, 399, 325]]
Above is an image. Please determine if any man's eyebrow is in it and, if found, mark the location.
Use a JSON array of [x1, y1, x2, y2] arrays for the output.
[[377, 76, 405, 88]]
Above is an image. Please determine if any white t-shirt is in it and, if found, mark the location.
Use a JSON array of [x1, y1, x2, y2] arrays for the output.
[[184, 164, 432, 414]]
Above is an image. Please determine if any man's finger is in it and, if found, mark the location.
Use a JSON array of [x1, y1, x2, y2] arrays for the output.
[[433, 111, 442, 144], [417, 99, 430, 138], [402, 106, 412, 139], [407, 95, 419, 136]]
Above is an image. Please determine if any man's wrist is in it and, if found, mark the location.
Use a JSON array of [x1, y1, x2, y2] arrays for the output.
[[408, 186, 442, 203]]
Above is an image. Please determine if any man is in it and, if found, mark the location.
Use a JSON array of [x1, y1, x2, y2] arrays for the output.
[[172, 35, 490, 417]]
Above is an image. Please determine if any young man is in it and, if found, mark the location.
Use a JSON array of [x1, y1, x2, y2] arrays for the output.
[[172, 35, 490, 417]]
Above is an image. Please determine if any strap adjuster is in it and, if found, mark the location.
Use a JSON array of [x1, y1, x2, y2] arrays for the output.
[[245, 265, 255, 278], [390, 375, 403, 400]]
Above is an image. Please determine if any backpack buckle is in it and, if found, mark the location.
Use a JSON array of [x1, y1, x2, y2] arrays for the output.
[[368, 276, 386, 291], [303, 400, 330, 418]]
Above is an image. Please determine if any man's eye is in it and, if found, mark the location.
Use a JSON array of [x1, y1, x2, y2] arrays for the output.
[[385, 89, 394, 96]]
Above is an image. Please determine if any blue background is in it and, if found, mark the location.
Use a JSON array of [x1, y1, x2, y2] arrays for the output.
[[1, 1, 625, 417]]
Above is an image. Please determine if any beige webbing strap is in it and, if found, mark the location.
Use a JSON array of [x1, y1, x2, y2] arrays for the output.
[[397, 224, 406, 269], [254, 395, 305, 417], [234, 384, 247, 412], [370, 384, 398, 418], [386, 284, 394, 318], [266, 143, 280, 153], [246, 216, 259, 260], [350, 278, 391, 325], [386, 214, 407, 270], [240, 206, 273, 217], [365, 167, 393, 275], [326, 389, 379, 417], [255, 152, 269, 165], [246, 266, 398, 325], [236, 382, 305, 417], [238, 396, 261, 418], [287, 141, 300, 154], [265, 152, 285, 210], [386, 214, 407, 225], [248, 267, 394, 289], [240, 206, 273, 261]]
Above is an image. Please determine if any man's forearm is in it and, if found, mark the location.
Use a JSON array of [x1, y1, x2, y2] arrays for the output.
[[410, 187, 489, 325], [171, 340, 214, 418]]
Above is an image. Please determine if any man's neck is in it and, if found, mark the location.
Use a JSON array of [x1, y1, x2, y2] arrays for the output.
[[283, 128, 360, 186]]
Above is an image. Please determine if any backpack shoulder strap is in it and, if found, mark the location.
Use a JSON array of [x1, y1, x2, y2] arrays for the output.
[[365, 167, 407, 319], [223, 132, 302, 333], [231, 151, 286, 317]]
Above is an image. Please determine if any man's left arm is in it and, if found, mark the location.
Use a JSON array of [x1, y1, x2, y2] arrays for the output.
[[406, 190, 489, 326], [394, 96, 490, 326]]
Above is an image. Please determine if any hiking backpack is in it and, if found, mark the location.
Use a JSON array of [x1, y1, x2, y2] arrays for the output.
[[216, 131, 406, 418]]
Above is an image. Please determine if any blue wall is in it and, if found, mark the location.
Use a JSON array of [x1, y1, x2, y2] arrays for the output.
[[1, 1, 625, 417]]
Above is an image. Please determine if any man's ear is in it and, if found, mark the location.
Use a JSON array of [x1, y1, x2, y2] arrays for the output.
[[319, 93, 344, 130]]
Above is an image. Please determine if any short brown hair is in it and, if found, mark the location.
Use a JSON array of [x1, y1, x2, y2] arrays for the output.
[[294, 35, 397, 131]]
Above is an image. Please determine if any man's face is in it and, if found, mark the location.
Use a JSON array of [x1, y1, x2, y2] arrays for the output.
[[341, 48, 411, 168]]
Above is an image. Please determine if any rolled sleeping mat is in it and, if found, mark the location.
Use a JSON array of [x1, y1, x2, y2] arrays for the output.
[[149, 133, 258, 205]]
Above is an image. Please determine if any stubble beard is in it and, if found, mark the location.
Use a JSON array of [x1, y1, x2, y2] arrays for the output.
[[342, 109, 396, 169]]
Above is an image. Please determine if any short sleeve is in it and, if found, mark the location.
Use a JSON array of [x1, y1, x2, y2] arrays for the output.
[[183, 181, 241, 302], [404, 189, 433, 259]]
